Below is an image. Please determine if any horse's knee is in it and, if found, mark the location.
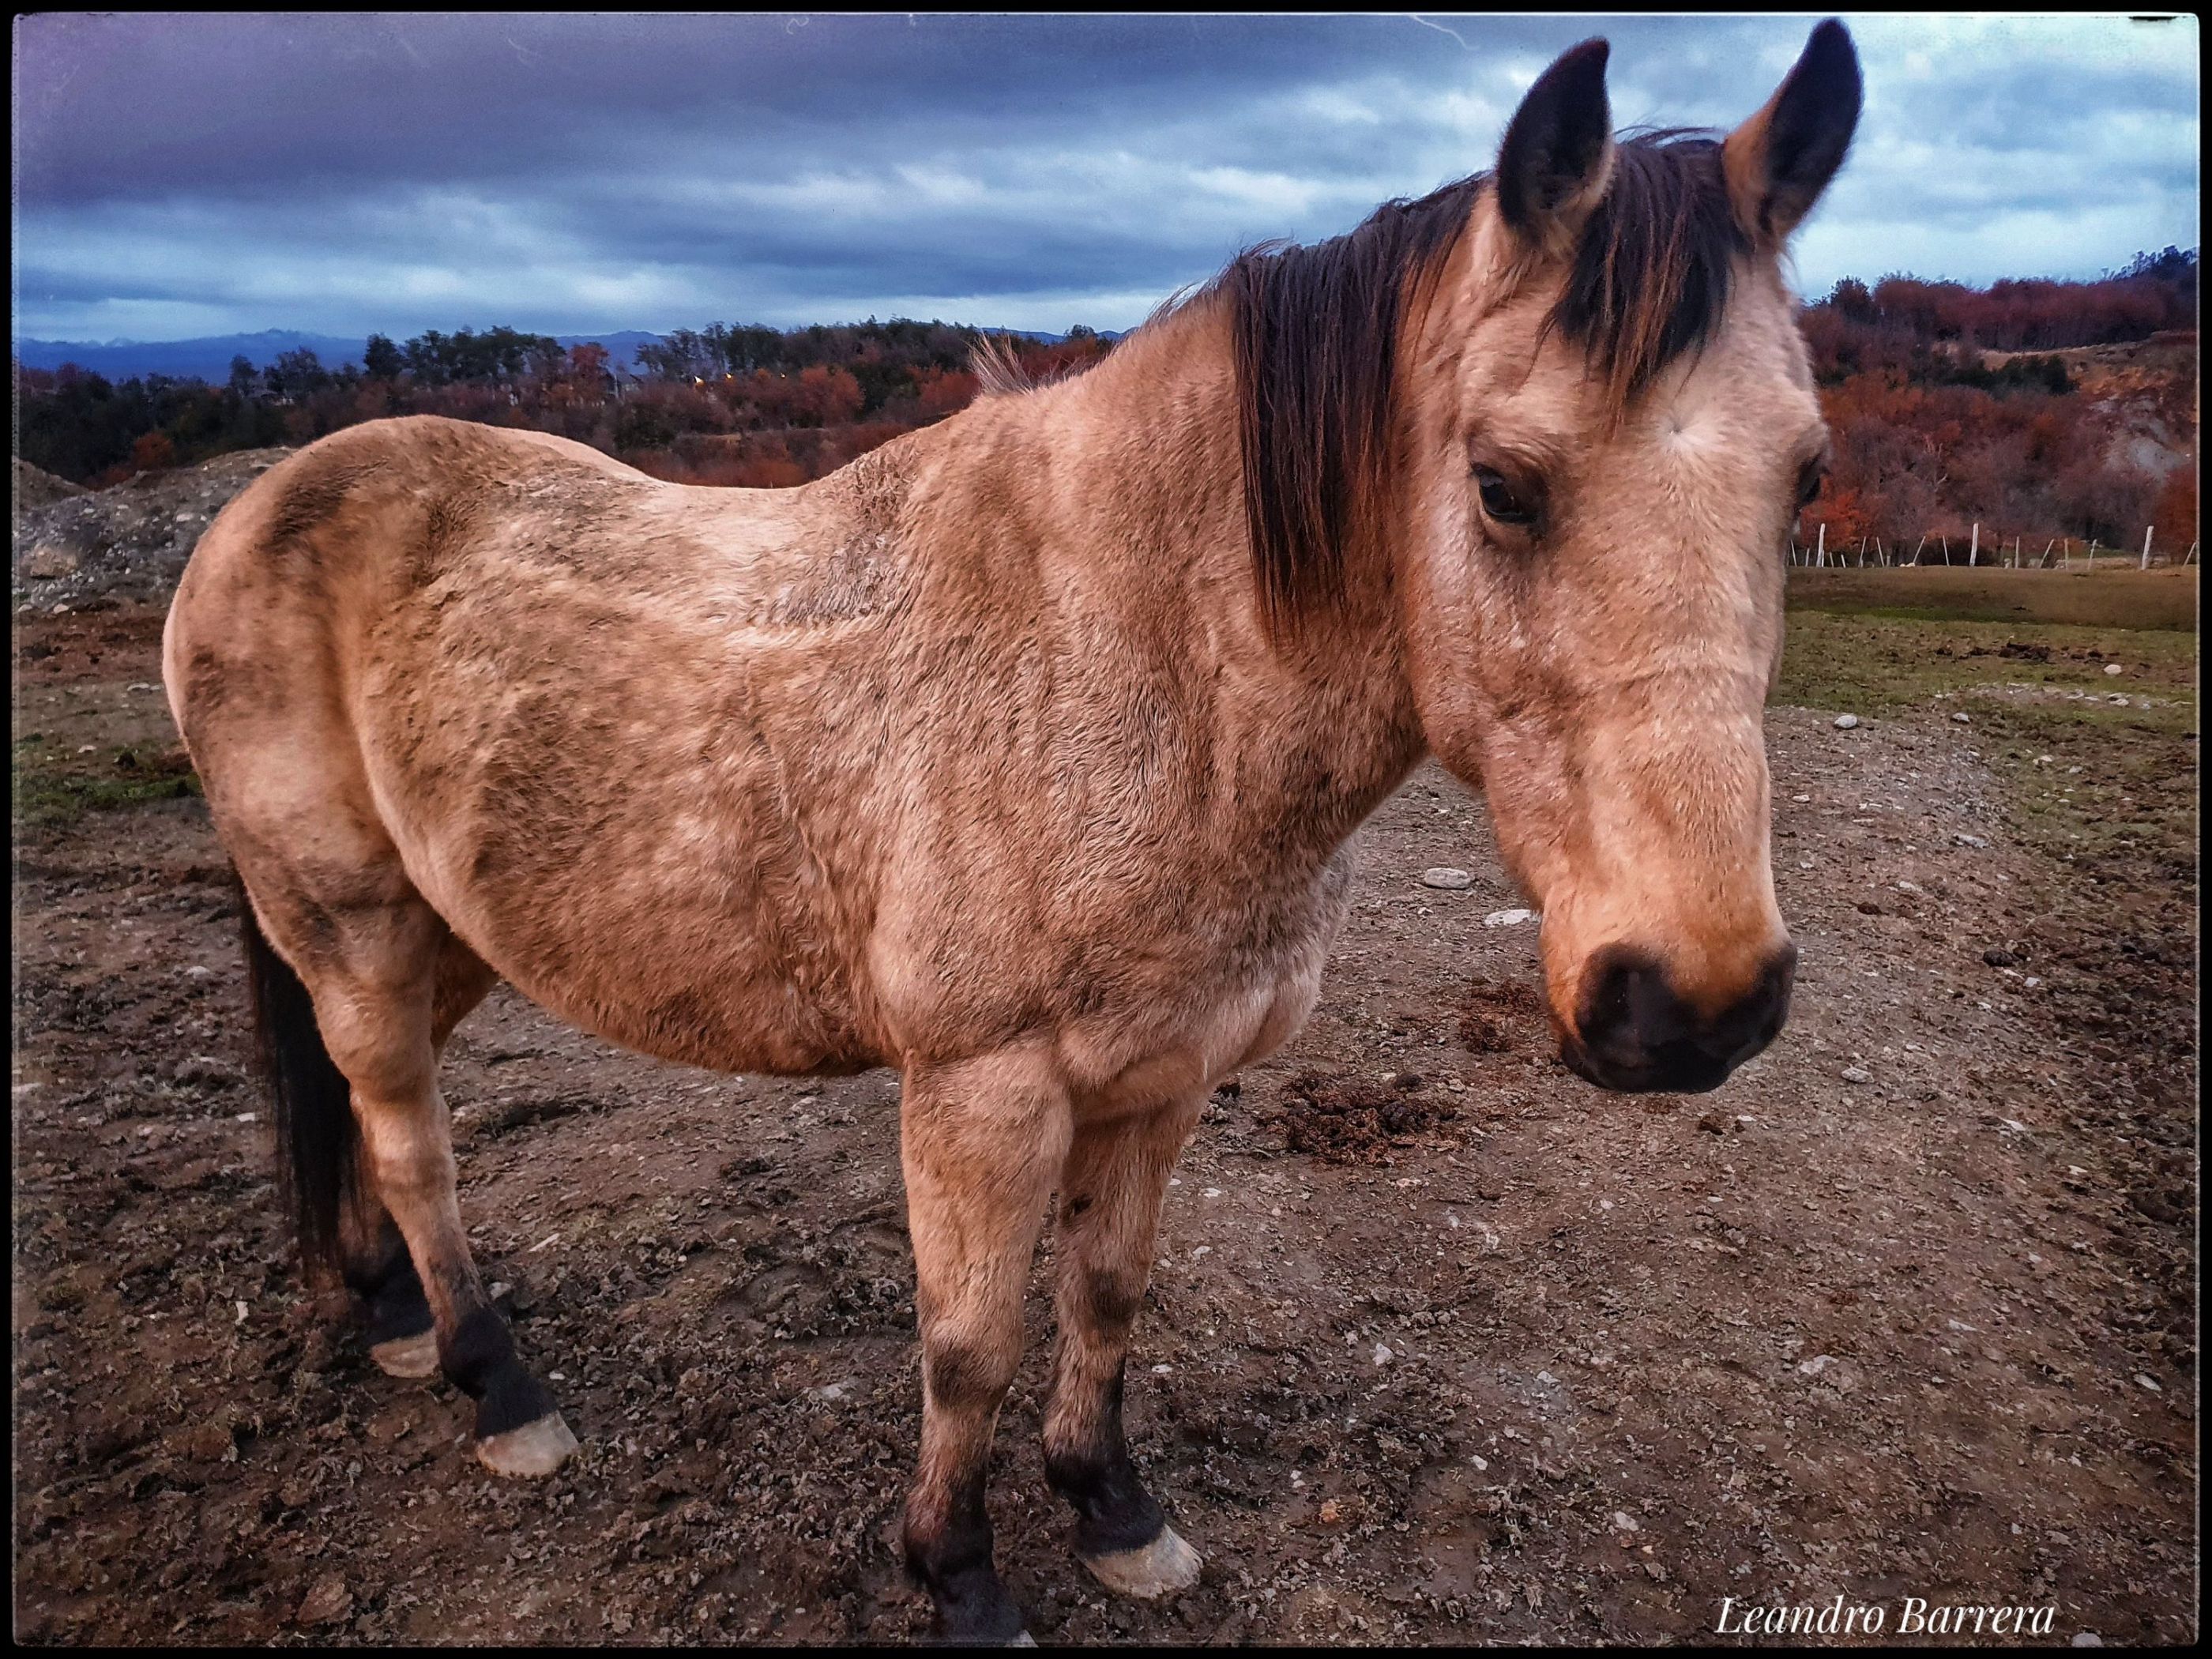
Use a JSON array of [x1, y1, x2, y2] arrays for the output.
[[924, 1334, 1020, 1416]]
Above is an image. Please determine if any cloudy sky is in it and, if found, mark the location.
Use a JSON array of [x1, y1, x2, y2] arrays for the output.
[[11, 12, 2199, 344]]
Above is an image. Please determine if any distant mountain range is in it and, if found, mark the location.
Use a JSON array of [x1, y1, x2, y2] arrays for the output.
[[10, 328, 665, 383], [12, 325, 1119, 384]]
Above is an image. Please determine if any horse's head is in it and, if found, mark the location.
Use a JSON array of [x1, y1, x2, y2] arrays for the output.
[[1390, 23, 1861, 1092]]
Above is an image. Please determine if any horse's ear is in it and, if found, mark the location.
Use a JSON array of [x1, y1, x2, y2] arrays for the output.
[[1722, 19, 1862, 247], [1495, 38, 1615, 254]]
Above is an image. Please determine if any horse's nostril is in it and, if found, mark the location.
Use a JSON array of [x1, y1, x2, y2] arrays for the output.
[[1576, 945, 1690, 1064], [1571, 942, 1795, 1093]]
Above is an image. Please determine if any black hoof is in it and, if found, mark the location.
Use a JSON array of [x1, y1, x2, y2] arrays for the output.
[[909, 1547, 1028, 1645], [472, 1360, 561, 1440]]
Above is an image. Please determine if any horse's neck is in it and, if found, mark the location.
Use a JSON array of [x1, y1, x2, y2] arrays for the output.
[[884, 301, 1427, 868]]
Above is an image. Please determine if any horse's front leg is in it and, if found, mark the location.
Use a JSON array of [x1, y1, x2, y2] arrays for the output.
[[898, 1048, 1071, 1644], [1044, 1093, 1206, 1597]]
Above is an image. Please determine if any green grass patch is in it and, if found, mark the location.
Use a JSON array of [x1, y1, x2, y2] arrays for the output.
[[1776, 611, 2196, 716], [1789, 566, 2197, 630], [12, 734, 201, 830], [1774, 610, 2198, 877]]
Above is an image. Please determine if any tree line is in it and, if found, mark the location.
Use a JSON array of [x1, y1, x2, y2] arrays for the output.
[[11, 254, 2195, 559], [1793, 248, 2197, 562], [13, 318, 1108, 489]]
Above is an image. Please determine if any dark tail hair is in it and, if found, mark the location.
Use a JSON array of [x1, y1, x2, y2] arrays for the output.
[[236, 873, 357, 1282]]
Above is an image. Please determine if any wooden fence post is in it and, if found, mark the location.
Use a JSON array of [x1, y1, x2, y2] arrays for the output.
[[2142, 525, 2154, 569], [1815, 523, 1825, 567], [1912, 533, 1927, 566], [1969, 522, 1978, 566]]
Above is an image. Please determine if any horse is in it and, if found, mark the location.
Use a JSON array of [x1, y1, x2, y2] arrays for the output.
[[164, 21, 1860, 1642]]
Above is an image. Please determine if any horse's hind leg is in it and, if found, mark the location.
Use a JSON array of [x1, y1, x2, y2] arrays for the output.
[[343, 1203, 437, 1377], [1044, 1093, 1206, 1597], [340, 937, 498, 1380], [242, 867, 572, 1476]]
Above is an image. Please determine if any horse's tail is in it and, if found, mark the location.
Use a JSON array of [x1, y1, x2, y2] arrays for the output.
[[235, 872, 358, 1283]]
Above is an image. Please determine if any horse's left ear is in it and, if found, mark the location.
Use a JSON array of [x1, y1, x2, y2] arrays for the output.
[[1722, 18, 1863, 247]]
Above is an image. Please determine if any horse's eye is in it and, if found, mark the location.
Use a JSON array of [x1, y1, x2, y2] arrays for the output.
[[1795, 460, 1826, 512], [1475, 466, 1537, 529]]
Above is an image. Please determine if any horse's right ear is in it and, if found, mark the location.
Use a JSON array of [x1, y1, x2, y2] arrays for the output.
[[1495, 38, 1616, 256]]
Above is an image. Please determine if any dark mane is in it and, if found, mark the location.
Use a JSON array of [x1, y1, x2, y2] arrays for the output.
[[1217, 131, 1747, 627]]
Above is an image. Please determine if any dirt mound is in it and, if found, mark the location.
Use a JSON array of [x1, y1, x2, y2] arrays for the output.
[[1276, 1069, 1458, 1164], [1455, 974, 1548, 1054], [13, 447, 292, 611], [13, 457, 88, 510]]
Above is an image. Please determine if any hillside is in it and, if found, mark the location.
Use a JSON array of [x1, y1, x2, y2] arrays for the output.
[[1796, 258, 2198, 563], [13, 457, 88, 510], [13, 448, 292, 608]]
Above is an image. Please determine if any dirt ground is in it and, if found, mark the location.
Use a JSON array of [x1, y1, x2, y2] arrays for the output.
[[11, 596, 2197, 1646]]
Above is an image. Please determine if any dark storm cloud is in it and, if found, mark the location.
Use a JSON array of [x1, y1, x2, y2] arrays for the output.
[[11, 13, 2199, 342]]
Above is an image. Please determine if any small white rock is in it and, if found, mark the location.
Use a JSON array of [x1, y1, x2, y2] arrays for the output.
[[1371, 1343, 1393, 1365], [2103, 663, 2124, 676], [1481, 908, 1537, 928], [1841, 1066, 1872, 1085], [1799, 1353, 1835, 1376], [1954, 833, 1990, 848], [1420, 867, 1474, 890], [2107, 694, 2129, 705], [2073, 1633, 2105, 1647], [2135, 1374, 2163, 1393], [1952, 711, 1972, 724], [1833, 713, 1860, 729]]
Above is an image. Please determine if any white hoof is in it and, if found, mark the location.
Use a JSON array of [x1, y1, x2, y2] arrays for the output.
[[369, 1329, 439, 1379], [475, 1412, 579, 1477], [1082, 1525, 1202, 1599]]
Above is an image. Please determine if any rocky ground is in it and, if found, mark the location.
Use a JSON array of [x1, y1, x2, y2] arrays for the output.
[[10, 459, 2199, 1646], [13, 450, 291, 609]]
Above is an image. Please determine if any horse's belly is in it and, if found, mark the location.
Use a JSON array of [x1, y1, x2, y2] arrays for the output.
[[509, 945, 876, 1078], [404, 815, 878, 1078]]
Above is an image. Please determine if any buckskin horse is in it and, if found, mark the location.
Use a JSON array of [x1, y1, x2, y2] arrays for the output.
[[164, 21, 1860, 1642]]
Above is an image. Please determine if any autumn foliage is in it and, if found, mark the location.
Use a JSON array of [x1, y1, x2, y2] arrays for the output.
[[12, 254, 2195, 564], [1793, 249, 2197, 563]]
